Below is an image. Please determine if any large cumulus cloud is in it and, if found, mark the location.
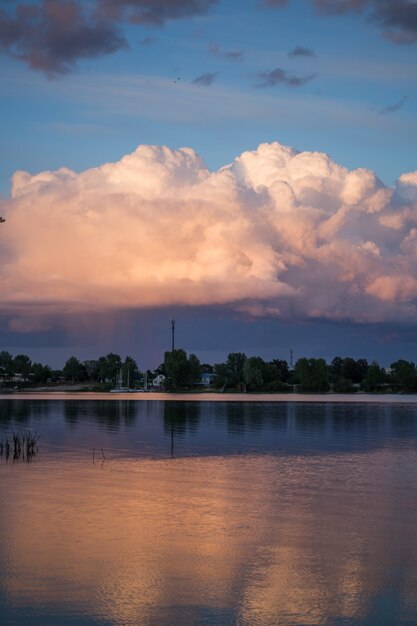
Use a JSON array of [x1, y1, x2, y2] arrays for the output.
[[1, 140, 417, 330]]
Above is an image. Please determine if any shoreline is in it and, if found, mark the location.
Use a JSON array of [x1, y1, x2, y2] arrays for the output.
[[1, 391, 417, 403]]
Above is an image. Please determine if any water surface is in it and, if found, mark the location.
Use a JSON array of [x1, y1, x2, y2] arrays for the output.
[[1, 398, 417, 625]]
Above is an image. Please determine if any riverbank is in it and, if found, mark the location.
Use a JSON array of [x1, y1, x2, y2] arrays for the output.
[[1, 391, 417, 403]]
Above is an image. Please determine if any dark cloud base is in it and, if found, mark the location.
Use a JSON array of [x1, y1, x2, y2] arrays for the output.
[[1, 307, 416, 369]]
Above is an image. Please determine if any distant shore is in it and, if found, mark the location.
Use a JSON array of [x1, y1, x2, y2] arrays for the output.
[[1, 391, 417, 404]]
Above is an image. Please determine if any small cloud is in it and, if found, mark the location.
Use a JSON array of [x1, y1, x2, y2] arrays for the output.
[[310, 0, 417, 46], [98, 0, 218, 26], [288, 45, 316, 57], [209, 43, 244, 62], [255, 67, 316, 87], [226, 50, 244, 62], [139, 36, 156, 46], [379, 95, 409, 115], [262, 0, 288, 6], [192, 71, 218, 86], [383, 30, 417, 45]]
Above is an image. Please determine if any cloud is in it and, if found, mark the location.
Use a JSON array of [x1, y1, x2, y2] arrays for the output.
[[2, 140, 417, 329], [139, 36, 156, 46], [262, 0, 289, 6], [0, 0, 127, 75], [379, 95, 408, 115], [278, 1, 417, 44], [0, 0, 218, 75], [209, 43, 244, 62], [97, 0, 217, 25], [288, 45, 317, 57], [255, 67, 317, 87], [192, 71, 218, 86]]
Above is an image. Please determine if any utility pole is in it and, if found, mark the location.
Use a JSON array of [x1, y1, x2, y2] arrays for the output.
[[290, 349, 293, 369], [171, 317, 175, 351]]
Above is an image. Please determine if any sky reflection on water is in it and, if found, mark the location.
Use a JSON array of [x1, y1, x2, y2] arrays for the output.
[[1, 399, 417, 625]]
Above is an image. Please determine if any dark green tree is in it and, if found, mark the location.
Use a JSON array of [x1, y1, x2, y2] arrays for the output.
[[124, 356, 139, 386], [356, 359, 369, 383], [225, 352, 247, 390], [105, 353, 123, 383], [13, 354, 32, 378], [187, 354, 202, 387], [213, 363, 229, 389], [294, 358, 330, 392], [63, 357, 88, 382], [243, 357, 265, 391], [270, 359, 290, 382], [83, 360, 99, 380], [31, 362, 52, 384], [390, 360, 417, 392], [0, 351, 14, 379], [329, 357, 343, 383], [164, 349, 190, 390], [362, 361, 385, 392]]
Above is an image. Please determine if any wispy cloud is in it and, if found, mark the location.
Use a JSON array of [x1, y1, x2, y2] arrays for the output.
[[262, 0, 288, 6], [255, 67, 317, 87], [139, 36, 156, 46], [288, 45, 316, 58], [266, 0, 417, 45], [209, 43, 244, 62], [379, 95, 409, 115], [192, 71, 218, 86], [98, 0, 217, 25]]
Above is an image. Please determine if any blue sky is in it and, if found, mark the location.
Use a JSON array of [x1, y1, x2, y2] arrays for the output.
[[1, 0, 417, 368], [1, 0, 416, 194]]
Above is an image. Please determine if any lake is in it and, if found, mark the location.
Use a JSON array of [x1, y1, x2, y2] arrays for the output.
[[1, 395, 417, 625]]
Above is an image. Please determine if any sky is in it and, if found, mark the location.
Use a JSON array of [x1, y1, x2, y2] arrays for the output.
[[1, 0, 417, 369]]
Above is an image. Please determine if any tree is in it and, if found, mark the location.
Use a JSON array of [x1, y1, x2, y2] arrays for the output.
[[104, 353, 123, 382], [329, 357, 343, 383], [83, 360, 99, 380], [31, 362, 51, 384], [95, 353, 122, 382], [225, 353, 247, 390], [294, 358, 329, 392], [333, 378, 357, 393], [243, 357, 265, 391], [13, 354, 32, 378], [355, 358, 369, 383], [124, 356, 139, 386], [63, 357, 88, 382], [0, 351, 14, 380], [187, 354, 202, 387], [164, 349, 190, 390], [213, 363, 229, 389], [362, 361, 385, 392], [390, 360, 417, 392], [270, 359, 290, 382]]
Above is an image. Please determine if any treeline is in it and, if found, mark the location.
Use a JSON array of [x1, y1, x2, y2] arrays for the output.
[[2, 348, 417, 394], [162, 349, 417, 394], [0, 351, 140, 387], [213, 354, 417, 393]]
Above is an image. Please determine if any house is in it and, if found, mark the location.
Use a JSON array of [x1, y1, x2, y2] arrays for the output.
[[199, 372, 215, 386], [152, 374, 166, 390]]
